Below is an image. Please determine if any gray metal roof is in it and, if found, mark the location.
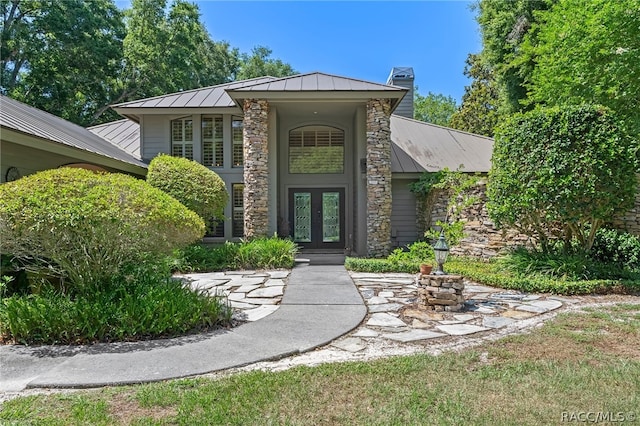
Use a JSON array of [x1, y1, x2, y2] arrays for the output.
[[92, 114, 493, 174], [0, 95, 147, 169], [390, 115, 493, 173], [87, 119, 141, 159], [112, 77, 277, 110], [229, 72, 407, 93]]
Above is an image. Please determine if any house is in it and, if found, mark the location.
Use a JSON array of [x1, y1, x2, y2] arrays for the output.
[[98, 68, 493, 257], [0, 95, 147, 180]]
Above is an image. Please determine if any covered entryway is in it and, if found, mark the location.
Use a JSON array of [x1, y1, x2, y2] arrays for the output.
[[288, 188, 345, 249]]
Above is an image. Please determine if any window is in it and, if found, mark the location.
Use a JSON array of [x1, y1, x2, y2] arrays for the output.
[[232, 184, 244, 237], [202, 116, 223, 167], [171, 118, 193, 160], [232, 117, 243, 167], [205, 218, 224, 238], [289, 126, 344, 173]]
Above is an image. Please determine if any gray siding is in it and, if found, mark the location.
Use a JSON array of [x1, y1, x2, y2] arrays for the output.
[[391, 178, 419, 248], [141, 115, 170, 161]]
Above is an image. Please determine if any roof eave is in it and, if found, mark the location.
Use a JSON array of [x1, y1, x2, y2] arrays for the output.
[[1, 126, 147, 175]]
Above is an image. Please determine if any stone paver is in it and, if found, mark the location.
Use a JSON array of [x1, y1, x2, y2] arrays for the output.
[[343, 271, 567, 349], [181, 270, 291, 322], [186, 268, 568, 350]]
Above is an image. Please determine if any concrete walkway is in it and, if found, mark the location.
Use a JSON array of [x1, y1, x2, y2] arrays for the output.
[[0, 264, 366, 391]]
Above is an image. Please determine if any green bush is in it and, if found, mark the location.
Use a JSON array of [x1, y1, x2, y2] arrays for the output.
[[0, 264, 231, 345], [488, 104, 638, 252], [175, 236, 298, 272], [445, 257, 640, 295], [590, 228, 640, 272], [236, 237, 298, 270], [345, 258, 419, 274], [174, 242, 241, 272], [147, 154, 228, 223], [0, 168, 204, 290]]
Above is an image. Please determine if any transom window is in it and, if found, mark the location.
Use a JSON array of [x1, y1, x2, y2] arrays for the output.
[[289, 126, 344, 174], [171, 118, 193, 160], [202, 116, 223, 167]]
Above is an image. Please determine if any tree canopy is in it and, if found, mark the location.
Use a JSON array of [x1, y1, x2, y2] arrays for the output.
[[448, 53, 499, 137], [523, 0, 640, 136], [413, 90, 457, 127], [1, 0, 295, 126]]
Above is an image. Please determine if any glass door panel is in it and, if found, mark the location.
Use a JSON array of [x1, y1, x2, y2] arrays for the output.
[[289, 188, 344, 249], [293, 192, 312, 243], [322, 192, 340, 242]]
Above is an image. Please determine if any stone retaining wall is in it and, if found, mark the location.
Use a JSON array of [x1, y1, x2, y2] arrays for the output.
[[419, 178, 640, 259]]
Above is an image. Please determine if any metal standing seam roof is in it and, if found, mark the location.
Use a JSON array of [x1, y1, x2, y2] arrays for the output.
[[87, 119, 142, 160], [227, 72, 408, 93], [91, 115, 494, 174], [111, 76, 278, 109], [0, 95, 147, 168], [390, 115, 494, 173]]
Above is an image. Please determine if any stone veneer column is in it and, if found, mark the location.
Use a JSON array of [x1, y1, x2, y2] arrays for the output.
[[366, 98, 393, 257], [243, 99, 270, 238]]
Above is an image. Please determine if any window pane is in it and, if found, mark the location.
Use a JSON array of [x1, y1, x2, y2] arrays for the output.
[[232, 118, 243, 167], [289, 127, 344, 173], [232, 184, 244, 237], [205, 218, 224, 238], [184, 119, 193, 142], [202, 116, 223, 167]]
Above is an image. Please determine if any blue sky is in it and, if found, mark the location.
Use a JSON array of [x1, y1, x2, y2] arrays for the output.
[[118, 1, 482, 103]]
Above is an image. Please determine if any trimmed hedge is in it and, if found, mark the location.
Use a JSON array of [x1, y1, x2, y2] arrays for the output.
[[147, 154, 228, 223], [0, 168, 205, 290]]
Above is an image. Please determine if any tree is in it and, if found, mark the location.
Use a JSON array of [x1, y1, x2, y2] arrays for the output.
[[474, 0, 551, 114], [449, 53, 499, 137], [1, 0, 125, 126], [118, 0, 241, 108], [413, 90, 457, 127], [0, 168, 205, 290], [523, 0, 640, 137], [147, 154, 228, 224], [236, 46, 296, 80], [487, 105, 638, 253]]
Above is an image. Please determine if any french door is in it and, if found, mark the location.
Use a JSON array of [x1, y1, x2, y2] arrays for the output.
[[289, 188, 345, 249]]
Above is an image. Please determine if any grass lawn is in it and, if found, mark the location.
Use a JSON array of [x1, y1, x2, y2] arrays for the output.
[[1, 304, 639, 425]]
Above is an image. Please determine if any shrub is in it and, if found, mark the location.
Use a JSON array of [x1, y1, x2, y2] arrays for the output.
[[488, 105, 638, 253], [0, 263, 232, 344], [590, 228, 640, 272], [0, 168, 205, 290], [345, 257, 418, 273], [147, 154, 228, 223], [236, 237, 298, 270], [174, 242, 241, 272], [175, 237, 297, 272]]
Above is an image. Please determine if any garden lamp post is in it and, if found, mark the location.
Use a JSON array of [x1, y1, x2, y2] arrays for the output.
[[433, 231, 449, 275]]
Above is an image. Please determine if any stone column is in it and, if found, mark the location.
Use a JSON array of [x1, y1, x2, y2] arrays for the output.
[[366, 98, 393, 257], [243, 99, 270, 238]]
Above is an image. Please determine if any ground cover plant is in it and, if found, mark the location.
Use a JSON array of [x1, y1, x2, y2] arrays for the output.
[[2, 304, 638, 424]]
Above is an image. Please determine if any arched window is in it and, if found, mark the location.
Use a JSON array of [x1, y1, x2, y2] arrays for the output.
[[289, 126, 344, 174]]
